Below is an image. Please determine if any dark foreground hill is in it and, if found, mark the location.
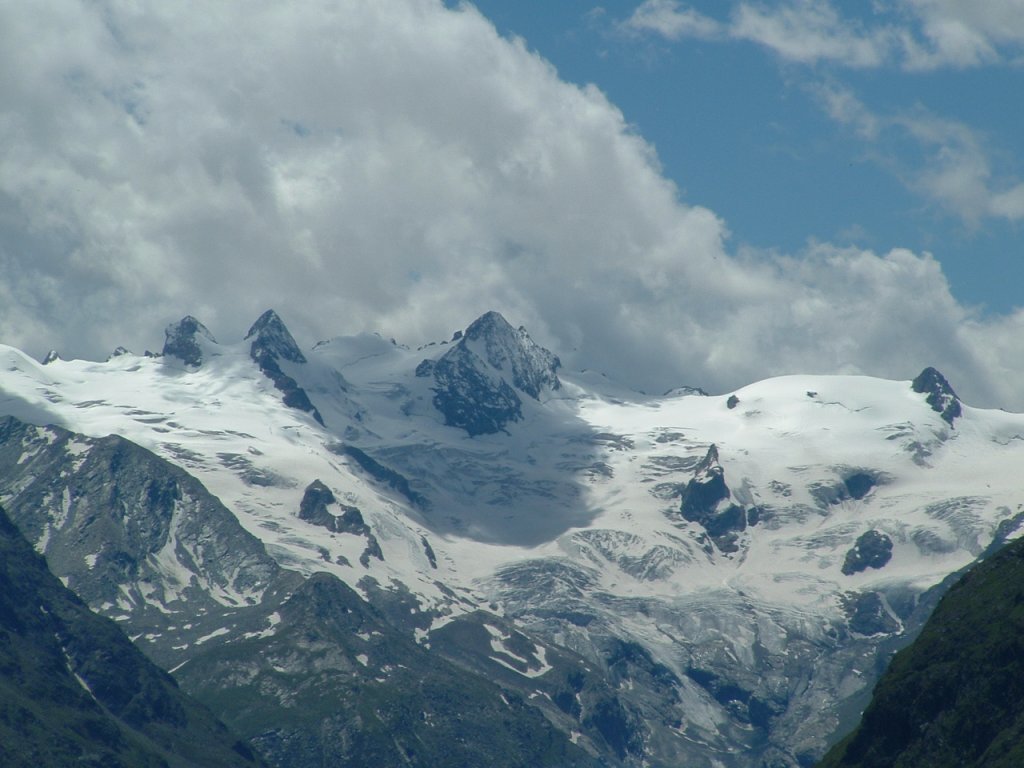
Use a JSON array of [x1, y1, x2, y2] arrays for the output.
[[0, 505, 259, 768], [818, 533, 1024, 768]]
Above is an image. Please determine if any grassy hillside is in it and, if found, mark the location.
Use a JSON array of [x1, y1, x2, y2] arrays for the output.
[[819, 535, 1024, 768]]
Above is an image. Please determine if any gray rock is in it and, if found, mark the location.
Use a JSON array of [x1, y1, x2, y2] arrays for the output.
[[418, 311, 561, 435], [162, 315, 216, 367], [244, 309, 323, 425], [842, 530, 894, 575], [245, 308, 307, 364], [912, 366, 962, 425]]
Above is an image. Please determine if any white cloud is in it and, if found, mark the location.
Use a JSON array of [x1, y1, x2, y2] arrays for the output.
[[730, 1, 893, 68], [622, 0, 1024, 70], [622, 0, 722, 40], [0, 0, 1022, 409], [812, 84, 1024, 225], [903, 0, 1024, 69]]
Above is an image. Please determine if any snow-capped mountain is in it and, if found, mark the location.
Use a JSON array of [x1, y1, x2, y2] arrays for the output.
[[2, 310, 1023, 767]]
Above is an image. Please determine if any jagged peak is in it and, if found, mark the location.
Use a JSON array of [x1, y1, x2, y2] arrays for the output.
[[456, 311, 561, 399], [464, 310, 516, 342], [245, 309, 306, 364], [162, 315, 216, 367], [695, 444, 722, 476], [911, 366, 962, 426], [41, 350, 60, 365]]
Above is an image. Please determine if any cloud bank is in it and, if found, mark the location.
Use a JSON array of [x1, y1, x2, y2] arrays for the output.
[[1, 0, 1022, 409]]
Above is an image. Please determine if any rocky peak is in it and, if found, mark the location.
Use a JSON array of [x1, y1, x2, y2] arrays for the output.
[[694, 444, 723, 479], [679, 445, 758, 553], [415, 312, 561, 435], [243, 310, 323, 426], [911, 366, 962, 426], [245, 309, 306, 365], [162, 315, 216, 367], [462, 311, 561, 399]]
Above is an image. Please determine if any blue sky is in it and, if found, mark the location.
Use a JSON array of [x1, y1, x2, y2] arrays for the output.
[[465, 0, 1024, 315], [2, 1, 1024, 408]]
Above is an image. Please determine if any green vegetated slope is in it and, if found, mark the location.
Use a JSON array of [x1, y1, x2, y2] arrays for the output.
[[0, 506, 259, 768], [819, 535, 1024, 768]]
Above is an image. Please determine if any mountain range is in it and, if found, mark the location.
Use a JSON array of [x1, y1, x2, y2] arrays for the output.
[[2, 309, 1023, 767]]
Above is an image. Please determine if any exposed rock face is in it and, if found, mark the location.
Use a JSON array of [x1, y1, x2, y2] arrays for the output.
[[162, 315, 217, 367], [842, 592, 901, 636], [462, 310, 561, 398], [178, 573, 599, 768], [0, 416, 280, 624], [297, 479, 383, 567], [332, 444, 428, 508], [246, 309, 307, 364], [422, 344, 524, 435], [417, 311, 560, 435], [912, 367, 962, 426], [245, 309, 323, 426], [0, 505, 258, 768], [0, 416, 598, 768], [842, 530, 894, 575], [678, 445, 756, 552]]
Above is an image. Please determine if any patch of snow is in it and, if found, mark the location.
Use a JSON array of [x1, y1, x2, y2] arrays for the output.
[[194, 627, 231, 645]]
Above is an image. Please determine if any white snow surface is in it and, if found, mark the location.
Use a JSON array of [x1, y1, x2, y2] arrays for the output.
[[2, 333, 1024, 639]]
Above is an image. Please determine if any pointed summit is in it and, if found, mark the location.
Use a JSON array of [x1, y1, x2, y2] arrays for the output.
[[416, 312, 561, 435], [678, 444, 756, 553], [912, 367, 962, 426], [461, 311, 561, 398], [244, 310, 323, 426], [245, 309, 306, 365], [162, 316, 216, 367]]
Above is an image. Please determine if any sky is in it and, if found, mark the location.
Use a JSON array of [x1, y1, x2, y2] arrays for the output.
[[1, 0, 1022, 408]]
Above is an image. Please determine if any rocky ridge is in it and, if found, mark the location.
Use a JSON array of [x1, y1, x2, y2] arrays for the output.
[[0, 311, 1022, 767]]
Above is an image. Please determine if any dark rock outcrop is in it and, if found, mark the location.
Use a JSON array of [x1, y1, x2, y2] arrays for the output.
[[246, 309, 306, 364], [245, 310, 323, 426], [678, 445, 756, 553], [162, 315, 216, 367], [417, 312, 560, 435], [297, 479, 382, 567], [843, 473, 877, 501], [911, 366, 962, 426], [330, 444, 428, 508], [842, 530, 894, 576]]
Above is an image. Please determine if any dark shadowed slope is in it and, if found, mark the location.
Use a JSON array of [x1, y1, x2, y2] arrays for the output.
[[0, 505, 260, 768]]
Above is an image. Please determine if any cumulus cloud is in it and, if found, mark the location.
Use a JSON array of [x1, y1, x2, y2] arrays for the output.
[[0, 0, 1022, 408]]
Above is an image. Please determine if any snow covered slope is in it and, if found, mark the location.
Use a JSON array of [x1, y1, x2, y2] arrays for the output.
[[2, 310, 1023, 767]]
